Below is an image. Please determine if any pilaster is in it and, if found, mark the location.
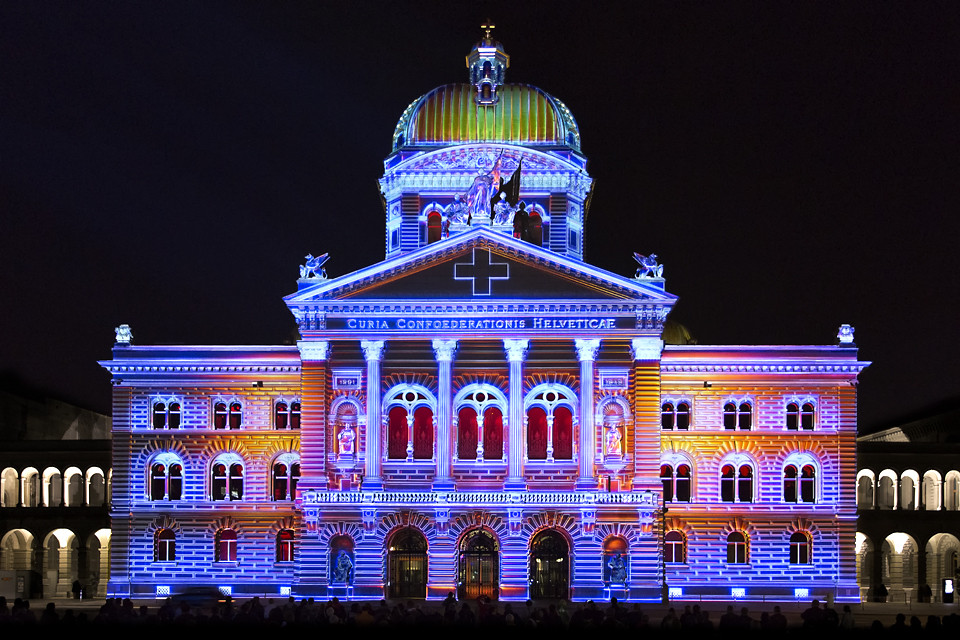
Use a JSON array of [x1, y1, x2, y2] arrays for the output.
[[575, 338, 600, 490], [361, 340, 386, 490], [630, 338, 663, 489], [432, 339, 458, 491], [503, 339, 529, 491]]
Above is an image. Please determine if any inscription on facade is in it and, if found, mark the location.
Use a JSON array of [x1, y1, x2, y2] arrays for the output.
[[327, 316, 634, 332]]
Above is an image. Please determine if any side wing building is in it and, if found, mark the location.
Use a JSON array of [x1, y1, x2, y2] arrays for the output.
[[101, 32, 868, 602]]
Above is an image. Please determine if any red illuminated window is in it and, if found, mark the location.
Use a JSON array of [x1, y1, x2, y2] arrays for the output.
[[427, 212, 442, 244], [661, 464, 692, 503], [413, 407, 434, 459], [276, 529, 295, 563], [168, 403, 181, 429], [529, 213, 543, 246], [786, 403, 800, 430], [527, 407, 548, 460], [291, 402, 301, 429], [388, 406, 408, 459], [458, 407, 478, 460], [676, 403, 690, 430], [724, 402, 752, 430], [228, 402, 242, 430], [483, 407, 503, 460], [272, 460, 300, 501], [214, 402, 228, 429], [275, 402, 288, 430], [151, 462, 182, 500], [553, 406, 573, 460], [216, 529, 237, 562]]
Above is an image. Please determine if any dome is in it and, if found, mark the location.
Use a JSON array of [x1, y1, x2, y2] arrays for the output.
[[392, 83, 581, 151]]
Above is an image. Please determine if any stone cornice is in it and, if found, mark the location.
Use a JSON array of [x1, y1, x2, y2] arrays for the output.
[[660, 363, 870, 373]]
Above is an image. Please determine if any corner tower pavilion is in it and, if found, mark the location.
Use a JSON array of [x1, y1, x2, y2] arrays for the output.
[[101, 31, 868, 602]]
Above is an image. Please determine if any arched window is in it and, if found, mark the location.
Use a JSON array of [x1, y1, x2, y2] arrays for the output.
[[388, 406, 408, 459], [738, 465, 753, 501], [151, 463, 167, 500], [212, 457, 244, 501], [801, 403, 815, 430], [412, 406, 434, 460], [274, 400, 302, 430], [272, 457, 300, 501], [553, 406, 573, 460], [275, 402, 288, 430], [457, 407, 478, 460], [228, 402, 242, 430], [800, 465, 816, 503], [156, 528, 175, 562], [676, 464, 691, 502], [665, 530, 686, 563], [528, 407, 548, 460], [721, 463, 754, 503], [676, 403, 690, 430], [723, 403, 737, 429], [529, 213, 543, 246], [291, 402, 301, 429], [153, 401, 180, 429], [214, 402, 228, 429], [790, 531, 811, 564], [276, 529, 295, 563], [662, 403, 676, 430], [661, 464, 691, 502], [483, 407, 504, 460], [784, 465, 798, 502], [150, 461, 183, 501], [727, 532, 748, 564], [153, 402, 167, 429], [215, 529, 237, 562], [169, 403, 181, 429], [427, 211, 442, 244], [738, 403, 752, 430], [661, 464, 674, 501], [786, 403, 800, 430], [787, 402, 816, 430], [273, 463, 288, 501]]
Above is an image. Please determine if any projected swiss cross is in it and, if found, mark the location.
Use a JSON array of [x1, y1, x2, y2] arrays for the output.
[[453, 248, 510, 295]]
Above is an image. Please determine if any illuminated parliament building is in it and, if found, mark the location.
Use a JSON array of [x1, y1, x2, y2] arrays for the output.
[[100, 32, 868, 602]]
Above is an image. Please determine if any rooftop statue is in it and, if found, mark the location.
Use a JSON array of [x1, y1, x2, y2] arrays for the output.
[[465, 153, 503, 223], [448, 194, 470, 224], [300, 253, 330, 279], [492, 192, 516, 225], [633, 252, 664, 279]]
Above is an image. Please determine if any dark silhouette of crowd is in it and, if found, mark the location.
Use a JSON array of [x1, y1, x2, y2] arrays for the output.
[[2, 594, 960, 635]]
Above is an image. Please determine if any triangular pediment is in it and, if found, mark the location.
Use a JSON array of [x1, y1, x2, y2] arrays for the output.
[[286, 227, 675, 305]]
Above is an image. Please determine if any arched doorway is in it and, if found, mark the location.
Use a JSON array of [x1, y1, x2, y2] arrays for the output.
[[458, 528, 499, 600], [387, 529, 427, 599], [530, 529, 569, 599]]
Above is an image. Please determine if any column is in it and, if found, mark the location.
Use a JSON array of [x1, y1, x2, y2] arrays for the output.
[[503, 339, 529, 491], [361, 340, 386, 490], [575, 339, 600, 490], [433, 340, 457, 490]]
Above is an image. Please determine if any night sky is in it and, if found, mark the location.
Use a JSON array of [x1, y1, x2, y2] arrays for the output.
[[2, 2, 958, 432]]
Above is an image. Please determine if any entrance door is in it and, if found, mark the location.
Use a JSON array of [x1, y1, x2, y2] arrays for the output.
[[458, 528, 499, 600], [388, 529, 427, 599], [530, 530, 569, 599]]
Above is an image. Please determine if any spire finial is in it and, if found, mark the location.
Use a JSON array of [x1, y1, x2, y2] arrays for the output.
[[481, 20, 495, 39]]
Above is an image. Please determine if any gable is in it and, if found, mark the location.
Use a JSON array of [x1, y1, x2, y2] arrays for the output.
[[343, 246, 629, 301], [287, 228, 674, 304]]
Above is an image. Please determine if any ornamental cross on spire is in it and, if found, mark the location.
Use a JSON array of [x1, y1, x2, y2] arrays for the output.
[[482, 20, 495, 38]]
